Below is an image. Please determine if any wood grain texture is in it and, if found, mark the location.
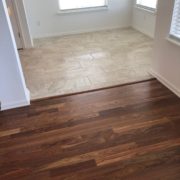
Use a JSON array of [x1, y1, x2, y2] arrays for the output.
[[0, 80, 180, 179]]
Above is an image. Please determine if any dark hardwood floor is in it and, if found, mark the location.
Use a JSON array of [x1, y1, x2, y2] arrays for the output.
[[0, 79, 180, 180]]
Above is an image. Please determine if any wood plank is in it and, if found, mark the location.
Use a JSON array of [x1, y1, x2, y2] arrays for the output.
[[0, 128, 21, 138], [0, 80, 180, 179]]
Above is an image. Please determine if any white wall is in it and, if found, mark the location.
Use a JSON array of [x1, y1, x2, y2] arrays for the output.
[[151, 0, 180, 97], [0, 0, 30, 110], [24, 0, 133, 39], [132, 0, 156, 38]]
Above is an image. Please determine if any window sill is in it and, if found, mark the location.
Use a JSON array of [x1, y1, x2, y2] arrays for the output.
[[166, 37, 180, 47], [135, 5, 157, 15], [57, 6, 108, 15]]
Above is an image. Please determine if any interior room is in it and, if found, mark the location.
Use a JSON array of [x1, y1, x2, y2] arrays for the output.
[[1, 0, 180, 179], [9, 0, 155, 99]]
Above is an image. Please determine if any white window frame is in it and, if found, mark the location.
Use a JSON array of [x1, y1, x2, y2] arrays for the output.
[[58, 0, 109, 14], [136, 0, 158, 13]]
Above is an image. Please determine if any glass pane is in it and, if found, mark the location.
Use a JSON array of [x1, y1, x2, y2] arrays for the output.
[[59, 0, 106, 10], [136, 0, 157, 9], [170, 0, 180, 39]]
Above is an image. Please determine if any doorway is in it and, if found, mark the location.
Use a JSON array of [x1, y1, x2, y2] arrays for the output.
[[15, 0, 155, 100], [6, 0, 23, 49]]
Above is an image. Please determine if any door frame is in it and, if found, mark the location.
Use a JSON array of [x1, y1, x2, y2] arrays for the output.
[[7, 0, 23, 49], [11, 0, 33, 48]]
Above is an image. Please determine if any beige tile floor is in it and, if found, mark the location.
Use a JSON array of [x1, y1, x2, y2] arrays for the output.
[[19, 28, 153, 100]]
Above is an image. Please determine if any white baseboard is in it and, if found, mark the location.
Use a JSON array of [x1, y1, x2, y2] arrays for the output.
[[1, 88, 31, 111], [25, 88, 31, 101], [149, 69, 180, 98], [132, 26, 154, 39], [33, 25, 131, 39]]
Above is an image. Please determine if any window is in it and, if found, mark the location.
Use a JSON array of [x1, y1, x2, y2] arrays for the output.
[[59, 0, 107, 11], [136, 0, 157, 10], [170, 0, 180, 40]]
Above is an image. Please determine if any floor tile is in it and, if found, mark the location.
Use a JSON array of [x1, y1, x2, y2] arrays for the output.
[[19, 28, 153, 100]]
